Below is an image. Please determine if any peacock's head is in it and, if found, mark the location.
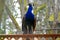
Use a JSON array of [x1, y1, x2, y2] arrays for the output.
[[28, 3, 33, 11]]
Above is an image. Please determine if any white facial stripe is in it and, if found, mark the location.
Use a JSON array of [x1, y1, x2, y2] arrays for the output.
[[32, 10, 33, 13], [27, 5, 29, 9]]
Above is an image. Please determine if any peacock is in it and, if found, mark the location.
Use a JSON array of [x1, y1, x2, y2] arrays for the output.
[[22, 4, 36, 34]]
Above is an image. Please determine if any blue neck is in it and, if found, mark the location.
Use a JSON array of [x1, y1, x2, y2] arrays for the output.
[[27, 5, 33, 14], [25, 4, 34, 21]]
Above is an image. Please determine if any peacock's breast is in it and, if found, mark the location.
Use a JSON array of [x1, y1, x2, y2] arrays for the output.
[[25, 13, 34, 21]]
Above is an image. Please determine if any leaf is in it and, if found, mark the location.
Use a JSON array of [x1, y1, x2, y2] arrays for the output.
[[57, 12, 60, 21], [49, 13, 54, 21]]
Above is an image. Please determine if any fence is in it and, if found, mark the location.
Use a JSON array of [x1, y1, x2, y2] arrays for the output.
[[0, 34, 60, 40]]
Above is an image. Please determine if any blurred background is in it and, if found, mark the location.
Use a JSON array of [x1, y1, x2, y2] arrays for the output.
[[0, 0, 60, 34]]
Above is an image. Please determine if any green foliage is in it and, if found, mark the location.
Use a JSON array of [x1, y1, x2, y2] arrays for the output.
[[37, 3, 46, 12], [8, 30, 14, 34], [0, 0, 5, 11], [0, 29, 4, 34], [34, 3, 46, 15], [0, 0, 60, 34], [57, 12, 60, 21], [48, 13, 54, 21]]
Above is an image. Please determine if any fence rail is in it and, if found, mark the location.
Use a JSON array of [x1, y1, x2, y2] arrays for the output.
[[0, 34, 60, 40]]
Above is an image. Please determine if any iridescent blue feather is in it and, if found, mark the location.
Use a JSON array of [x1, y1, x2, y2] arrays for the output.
[[25, 4, 34, 21]]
